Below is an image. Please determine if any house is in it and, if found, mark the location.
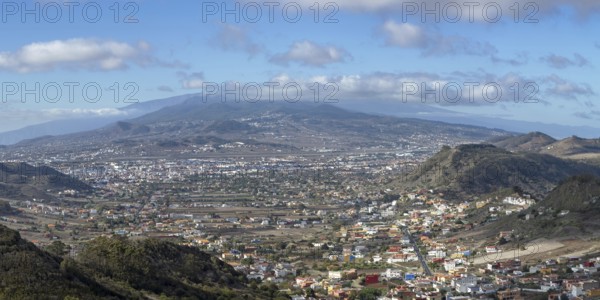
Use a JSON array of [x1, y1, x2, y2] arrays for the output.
[[328, 271, 342, 280], [486, 246, 498, 253], [295, 277, 314, 288], [382, 268, 402, 279], [400, 236, 411, 245], [452, 274, 478, 293], [247, 272, 264, 280], [344, 269, 358, 280], [274, 268, 288, 278], [365, 274, 379, 285], [496, 288, 523, 300], [428, 250, 446, 258]]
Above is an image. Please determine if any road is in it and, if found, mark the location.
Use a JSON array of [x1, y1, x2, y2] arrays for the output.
[[402, 227, 432, 276]]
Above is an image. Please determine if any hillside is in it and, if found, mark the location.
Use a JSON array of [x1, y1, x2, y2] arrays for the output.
[[477, 175, 600, 240], [0, 225, 262, 299], [543, 136, 600, 158], [395, 144, 600, 199], [0, 162, 92, 200], [542, 174, 600, 212], [493, 132, 600, 160], [76, 236, 254, 299], [491, 131, 556, 152], [0, 225, 118, 299]]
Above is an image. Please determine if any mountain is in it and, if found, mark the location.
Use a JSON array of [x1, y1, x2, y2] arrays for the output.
[[0, 162, 92, 200], [0, 225, 260, 299], [490, 132, 556, 152], [0, 94, 198, 146], [4, 94, 600, 146], [492, 132, 600, 160], [394, 144, 600, 199], [542, 136, 600, 158], [0, 101, 512, 160]]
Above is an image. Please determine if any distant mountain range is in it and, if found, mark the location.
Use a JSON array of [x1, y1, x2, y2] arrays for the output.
[[0, 100, 511, 160], [394, 144, 600, 199], [492, 132, 600, 160], [2, 94, 599, 146]]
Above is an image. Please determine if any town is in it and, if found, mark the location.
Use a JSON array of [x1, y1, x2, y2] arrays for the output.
[[1, 152, 598, 300]]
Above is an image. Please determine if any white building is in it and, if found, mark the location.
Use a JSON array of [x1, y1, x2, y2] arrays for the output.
[[452, 274, 478, 293], [382, 268, 403, 279], [328, 271, 342, 280]]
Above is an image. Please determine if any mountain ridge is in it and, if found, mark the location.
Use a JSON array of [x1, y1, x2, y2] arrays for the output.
[[492, 132, 600, 160], [0, 101, 513, 160], [394, 144, 600, 199]]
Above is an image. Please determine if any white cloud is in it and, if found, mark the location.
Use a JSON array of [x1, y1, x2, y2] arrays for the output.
[[211, 24, 262, 57], [178, 72, 205, 89], [541, 53, 590, 69], [543, 75, 594, 100], [0, 107, 132, 131], [381, 20, 497, 57], [382, 21, 427, 48], [254, 71, 592, 106], [0, 39, 153, 73], [41, 108, 129, 118], [270, 40, 351, 67]]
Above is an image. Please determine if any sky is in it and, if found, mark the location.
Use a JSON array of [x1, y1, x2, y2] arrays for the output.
[[0, 0, 599, 133]]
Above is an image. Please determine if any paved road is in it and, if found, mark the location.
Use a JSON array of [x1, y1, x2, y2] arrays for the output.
[[402, 227, 432, 276]]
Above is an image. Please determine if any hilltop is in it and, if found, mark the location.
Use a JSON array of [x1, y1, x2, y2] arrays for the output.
[[395, 144, 600, 199], [490, 131, 556, 152]]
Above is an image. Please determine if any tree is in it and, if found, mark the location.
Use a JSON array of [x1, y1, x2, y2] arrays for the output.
[[46, 240, 69, 257], [0, 200, 11, 213], [357, 287, 383, 300], [241, 257, 254, 266], [305, 288, 316, 297], [277, 241, 288, 250]]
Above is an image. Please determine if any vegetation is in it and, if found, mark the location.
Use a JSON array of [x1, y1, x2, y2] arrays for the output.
[[0, 224, 262, 299], [0, 200, 11, 213], [397, 144, 600, 199], [543, 174, 600, 212]]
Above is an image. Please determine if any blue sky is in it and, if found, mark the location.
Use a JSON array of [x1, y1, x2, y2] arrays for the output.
[[0, 0, 599, 132]]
